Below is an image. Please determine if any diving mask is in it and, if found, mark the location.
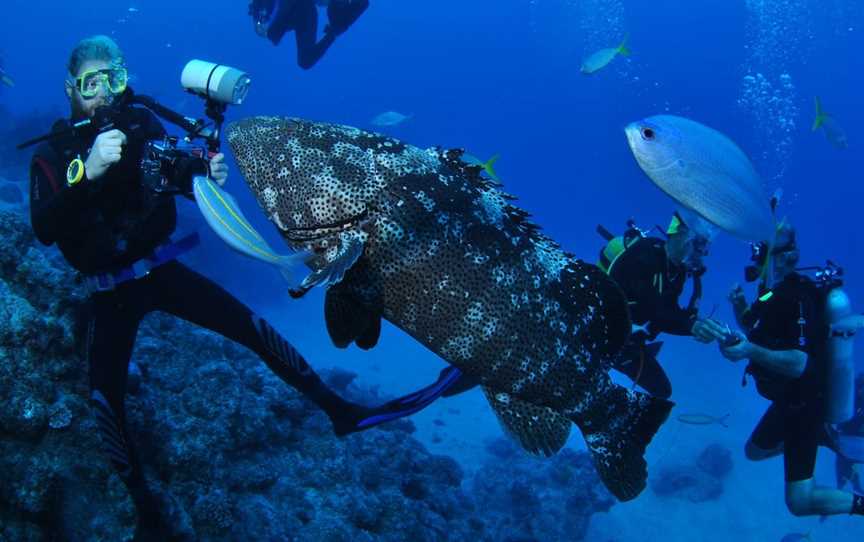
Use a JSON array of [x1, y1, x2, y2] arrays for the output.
[[74, 67, 128, 99]]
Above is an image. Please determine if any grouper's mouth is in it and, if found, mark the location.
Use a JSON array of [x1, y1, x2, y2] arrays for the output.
[[282, 209, 369, 243]]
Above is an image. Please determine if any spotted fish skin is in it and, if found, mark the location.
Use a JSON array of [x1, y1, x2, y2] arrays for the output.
[[227, 117, 673, 501]]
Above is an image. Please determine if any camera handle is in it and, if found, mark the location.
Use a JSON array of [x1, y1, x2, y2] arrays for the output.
[[130, 92, 222, 153]]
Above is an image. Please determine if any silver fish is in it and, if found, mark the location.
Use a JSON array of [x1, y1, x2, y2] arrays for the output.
[[227, 116, 674, 501], [625, 114, 775, 243], [370, 111, 412, 127], [581, 36, 630, 75]]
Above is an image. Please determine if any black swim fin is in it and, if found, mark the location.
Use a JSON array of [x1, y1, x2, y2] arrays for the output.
[[334, 366, 464, 435], [326, 0, 369, 35]]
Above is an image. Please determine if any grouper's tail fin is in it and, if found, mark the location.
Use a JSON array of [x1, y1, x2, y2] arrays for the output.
[[580, 385, 672, 501]]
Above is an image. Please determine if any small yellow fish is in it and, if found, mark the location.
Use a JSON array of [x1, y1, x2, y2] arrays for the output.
[[581, 35, 631, 75], [812, 96, 848, 149], [676, 413, 729, 427], [462, 153, 500, 182]]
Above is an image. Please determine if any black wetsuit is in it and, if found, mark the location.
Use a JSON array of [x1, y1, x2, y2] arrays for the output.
[[253, 0, 369, 69], [29, 108, 365, 529], [608, 236, 700, 399], [742, 273, 830, 482]]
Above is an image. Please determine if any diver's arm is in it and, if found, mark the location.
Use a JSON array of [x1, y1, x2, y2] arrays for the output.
[[29, 155, 93, 246], [651, 303, 698, 336], [747, 344, 807, 378], [720, 337, 807, 379]]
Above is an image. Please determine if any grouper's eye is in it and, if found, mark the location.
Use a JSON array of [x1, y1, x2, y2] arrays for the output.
[[641, 127, 656, 141]]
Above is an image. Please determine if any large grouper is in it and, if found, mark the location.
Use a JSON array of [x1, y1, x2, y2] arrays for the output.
[[226, 117, 673, 501]]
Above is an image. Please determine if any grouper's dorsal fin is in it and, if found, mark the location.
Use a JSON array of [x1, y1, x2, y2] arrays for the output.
[[439, 147, 564, 251], [325, 287, 381, 349], [482, 385, 571, 457]]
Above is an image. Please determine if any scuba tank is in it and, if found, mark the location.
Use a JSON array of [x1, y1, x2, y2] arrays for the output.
[[814, 262, 861, 424]]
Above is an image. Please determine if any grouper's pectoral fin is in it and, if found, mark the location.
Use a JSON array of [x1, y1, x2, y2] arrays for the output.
[[354, 314, 381, 350], [482, 385, 571, 457], [289, 233, 365, 299], [324, 287, 381, 350]]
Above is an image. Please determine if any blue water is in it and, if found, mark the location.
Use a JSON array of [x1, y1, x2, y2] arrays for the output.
[[3, 0, 864, 540]]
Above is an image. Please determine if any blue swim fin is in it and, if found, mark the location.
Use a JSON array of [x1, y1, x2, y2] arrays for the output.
[[337, 366, 465, 435]]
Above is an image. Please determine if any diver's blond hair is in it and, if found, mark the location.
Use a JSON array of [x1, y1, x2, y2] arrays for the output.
[[67, 35, 124, 77]]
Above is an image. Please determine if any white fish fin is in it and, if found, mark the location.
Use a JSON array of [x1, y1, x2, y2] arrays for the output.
[[293, 234, 365, 297], [276, 250, 314, 286]]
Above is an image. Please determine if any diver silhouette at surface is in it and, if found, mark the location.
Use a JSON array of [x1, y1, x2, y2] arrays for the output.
[[249, 0, 369, 69]]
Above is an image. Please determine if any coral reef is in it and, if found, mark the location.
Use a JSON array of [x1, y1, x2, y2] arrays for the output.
[[0, 209, 612, 540], [650, 443, 734, 503], [470, 437, 615, 540]]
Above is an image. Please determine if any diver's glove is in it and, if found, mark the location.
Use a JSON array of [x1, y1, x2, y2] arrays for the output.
[[84, 129, 127, 181]]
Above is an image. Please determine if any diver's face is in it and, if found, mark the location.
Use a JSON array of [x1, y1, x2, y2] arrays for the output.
[[65, 59, 114, 119], [771, 246, 799, 281], [666, 231, 707, 271]]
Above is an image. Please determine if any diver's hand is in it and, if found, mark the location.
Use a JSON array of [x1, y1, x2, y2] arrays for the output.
[[209, 153, 228, 186], [728, 283, 748, 311], [691, 318, 728, 344], [719, 332, 751, 362], [85, 129, 127, 181]]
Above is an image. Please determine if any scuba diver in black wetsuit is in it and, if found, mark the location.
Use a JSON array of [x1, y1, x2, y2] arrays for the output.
[[249, 0, 369, 69], [26, 35, 429, 539], [595, 213, 727, 398], [720, 223, 864, 518]]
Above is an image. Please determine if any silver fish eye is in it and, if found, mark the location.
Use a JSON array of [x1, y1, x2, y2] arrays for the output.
[[640, 127, 656, 141]]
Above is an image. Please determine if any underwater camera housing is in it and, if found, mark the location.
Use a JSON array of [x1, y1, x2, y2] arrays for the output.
[[140, 137, 209, 195], [136, 60, 251, 194]]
